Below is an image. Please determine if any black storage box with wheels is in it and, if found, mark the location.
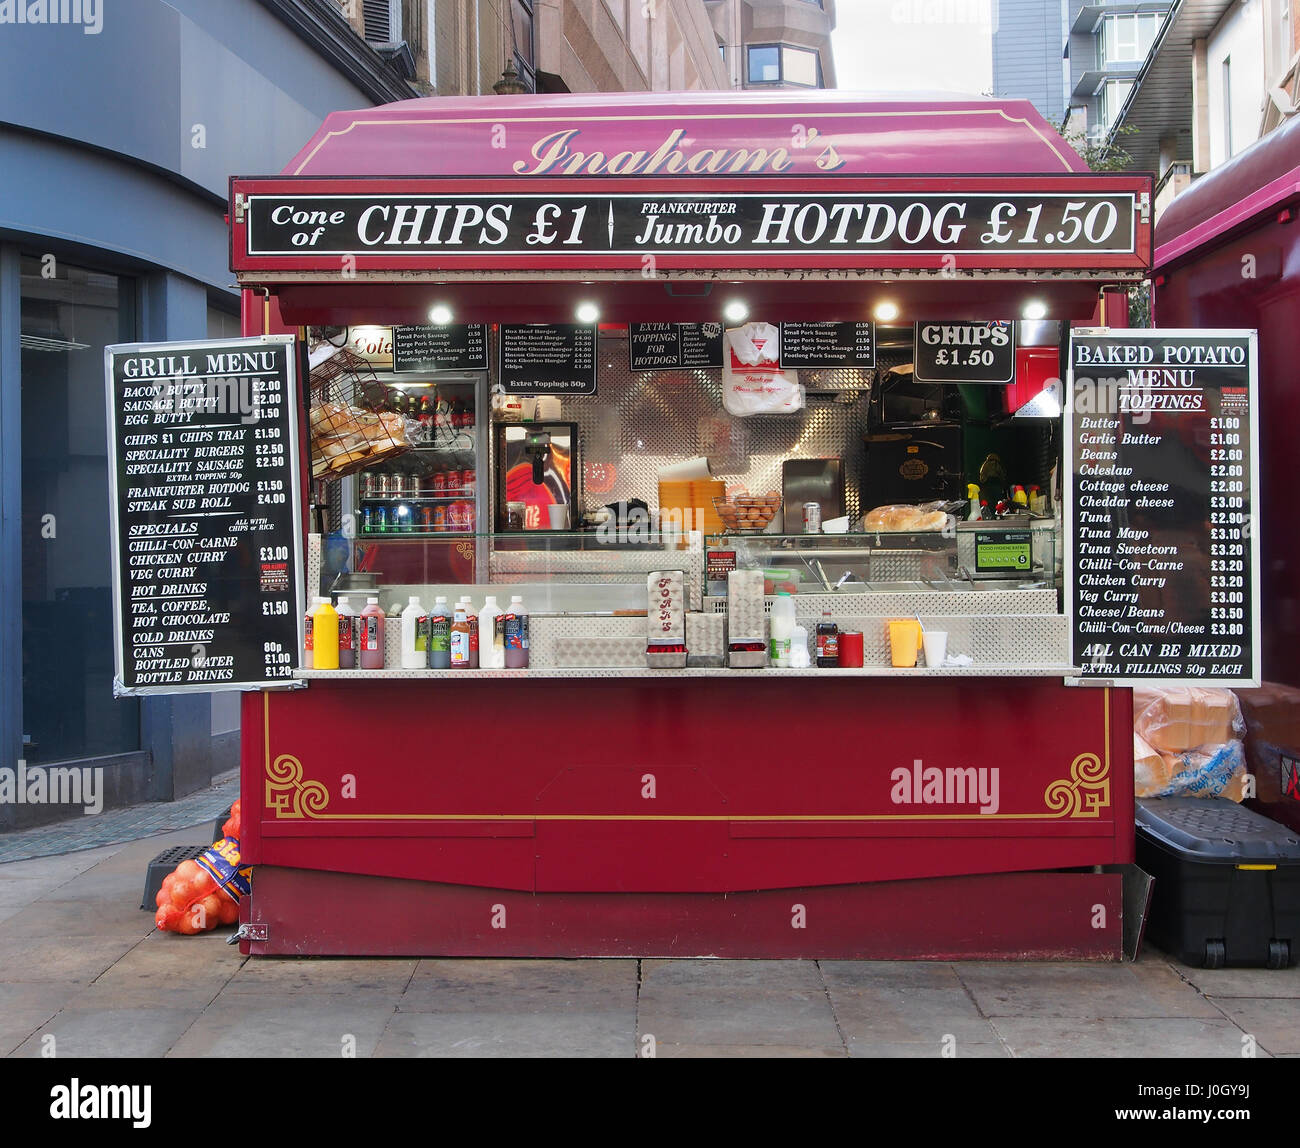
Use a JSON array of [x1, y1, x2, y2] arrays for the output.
[[1137, 797, 1300, 968]]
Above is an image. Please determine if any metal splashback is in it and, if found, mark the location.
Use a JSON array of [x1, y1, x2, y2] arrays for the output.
[[549, 331, 872, 522]]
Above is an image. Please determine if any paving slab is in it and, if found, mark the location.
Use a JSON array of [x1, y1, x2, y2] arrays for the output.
[[0, 983, 86, 1056], [401, 958, 636, 1012], [1173, 964, 1300, 998], [167, 1001, 397, 1058], [374, 1009, 634, 1058], [654, 1043, 846, 1058], [636, 984, 840, 1047], [955, 961, 1222, 1018], [820, 960, 966, 990], [640, 958, 822, 991], [0, 895, 159, 940], [828, 985, 999, 1046], [0, 935, 141, 983], [990, 1016, 1254, 1058], [12, 1007, 201, 1058], [1205, 998, 1300, 1056], [222, 957, 418, 998], [847, 1039, 1010, 1058]]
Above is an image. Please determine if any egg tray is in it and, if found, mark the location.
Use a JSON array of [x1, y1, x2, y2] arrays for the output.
[[713, 494, 782, 535]]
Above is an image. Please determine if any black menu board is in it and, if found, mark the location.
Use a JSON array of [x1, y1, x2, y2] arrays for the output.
[[1066, 329, 1260, 686], [105, 336, 304, 695], [628, 323, 724, 370], [499, 324, 597, 394], [392, 324, 488, 373], [913, 320, 1015, 384], [779, 321, 875, 368]]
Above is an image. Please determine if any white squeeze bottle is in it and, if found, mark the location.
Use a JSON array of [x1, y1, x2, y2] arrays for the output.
[[769, 591, 795, 667], [479, 595, 504, 668], [400, 595, 425, 669]]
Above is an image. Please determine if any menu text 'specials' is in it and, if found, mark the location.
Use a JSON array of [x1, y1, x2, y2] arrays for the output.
[[1066, 329, 1260, 687], [105, 336, 304, 694]]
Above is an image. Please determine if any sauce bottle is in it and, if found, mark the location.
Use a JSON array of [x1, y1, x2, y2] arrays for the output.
[[428, 596, 452, 669], [479, 596, 504, 668], [313, 598, 340, 670], [336, 596, 357, 669], [400, 596, 425, 669], [303, 599, 316, 669], [359, 597, 386, 669], [450, 603, 472, 669], [504, 595, 529, 669]]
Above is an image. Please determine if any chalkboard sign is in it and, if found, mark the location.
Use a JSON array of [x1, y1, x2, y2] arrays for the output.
[[393, 324, 488, 373], [105, 336, 305, 695], [628, 323, 724, 370], [499, 324, 597, 394], [913, 320, 1015, 384], [1066, 329, 1260, 687], [779, 322, 875, 368]]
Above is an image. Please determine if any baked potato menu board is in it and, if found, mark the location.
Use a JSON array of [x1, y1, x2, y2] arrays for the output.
[[1065, 329, 1260, 687], [105, 335, 305, 695]]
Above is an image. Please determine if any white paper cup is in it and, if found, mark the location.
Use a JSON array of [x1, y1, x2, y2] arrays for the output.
[[922, 630, 948, 668], [547, 504, 568, 530]]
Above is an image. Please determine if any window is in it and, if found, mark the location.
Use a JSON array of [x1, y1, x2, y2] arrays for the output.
[[1223, 56, 1233, 156], [1099, 12, 1162, 66], [746, 44, 822, 87], [20, 258, 138, 763], [511, 0, 535, 91], [362, 0, 400, 44], [1100, 78, 1133, 132]]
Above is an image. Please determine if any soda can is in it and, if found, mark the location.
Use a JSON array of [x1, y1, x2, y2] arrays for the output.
[[405, 474, 420, 499], [462, 468, 475, 492], [374, 473, 390, 499], [432, 505, 446, 531], [802, 501, 821, 534], [433, 470, 448, 494], [419, 506, 434, 529], [359, 472, 374, 499], [374, 505, 389, 532], [361, 505, 374, 533]]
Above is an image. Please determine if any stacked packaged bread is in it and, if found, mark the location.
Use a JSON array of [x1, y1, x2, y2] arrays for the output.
[[310, 402, 408, 477], [1133, 686, 1247, 800], [862, 504, 951, 532]]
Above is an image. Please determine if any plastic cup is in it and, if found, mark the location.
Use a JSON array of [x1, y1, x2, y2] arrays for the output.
[[837, 631, 864, 667], [547, 504, 568, 530], [888, 619, 923, 667], [922, 630, 948, 668]]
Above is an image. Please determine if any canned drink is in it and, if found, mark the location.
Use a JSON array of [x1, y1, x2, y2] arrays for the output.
[[360, 472, 374, 499], [802, 501, 821, 534], [433, 470, 448, 494], [462, 468, 475, 492], [405, 474, 420, 499], [419, 506, 434, 529], [361, 505, 374, 533], [374, 505, 389, 532], [432, 505, 446, 531], [374, 473, 390, 498]]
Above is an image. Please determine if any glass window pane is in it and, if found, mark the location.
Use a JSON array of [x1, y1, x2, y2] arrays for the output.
[[748, 45, 779, 83], [21, 257, 138, 762], [783, 46, 818, 87]]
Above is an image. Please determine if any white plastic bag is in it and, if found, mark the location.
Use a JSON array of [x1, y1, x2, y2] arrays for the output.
[[722, 323, 804, 416]]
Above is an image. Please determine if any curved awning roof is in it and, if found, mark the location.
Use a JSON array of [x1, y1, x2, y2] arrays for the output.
[[1156, 113, 1300, 270], [281, 90, 1091, 178]]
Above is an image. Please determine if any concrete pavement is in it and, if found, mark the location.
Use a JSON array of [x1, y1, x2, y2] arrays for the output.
[[2, 822, 1298, 1057]]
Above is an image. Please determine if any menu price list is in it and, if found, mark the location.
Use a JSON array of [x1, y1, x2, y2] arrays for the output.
[[499, 324, 597, 394], [778, 322, 875, 368], [628, 323, 724, 370], [392, 323, 488, 373], [1068, 330, 1258, 685], [107, 336, 302, 694]]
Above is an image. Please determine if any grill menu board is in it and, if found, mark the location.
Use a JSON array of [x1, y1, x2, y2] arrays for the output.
[[392, 323, 488, 373], [105, 336, 304, 695], [1066, 329, 1260, 687], [779, 321, 875, 368], [499, 324, 597, 394], [913, 320, 1015, 384], [628, 323, 724, 370]]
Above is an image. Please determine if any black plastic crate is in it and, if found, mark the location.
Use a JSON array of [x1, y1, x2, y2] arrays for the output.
[[1136, 797, 1300, 968], [140, 844, 208, 911]]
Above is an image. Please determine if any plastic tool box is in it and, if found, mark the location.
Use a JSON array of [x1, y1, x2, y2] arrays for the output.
[[1136, 797, 1300, 968]]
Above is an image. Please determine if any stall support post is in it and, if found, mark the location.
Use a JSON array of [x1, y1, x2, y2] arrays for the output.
[[0, 245, 21, 773]]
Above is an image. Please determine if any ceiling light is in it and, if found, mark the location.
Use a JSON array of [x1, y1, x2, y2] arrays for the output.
[[1022, 300, 1048, 321], [428, 304, 453, 325], [873, 301, 900, 322], [723, 299, 749, 323], [575, 301, 600, 324]]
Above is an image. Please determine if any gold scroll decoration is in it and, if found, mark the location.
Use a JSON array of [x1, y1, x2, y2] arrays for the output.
[[265, 754, 331, 819], [456, 540, 474, 562], [1043, 753, 1110, 819]]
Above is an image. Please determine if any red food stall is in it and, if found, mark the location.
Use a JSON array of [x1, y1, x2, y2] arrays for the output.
[[231, 91, 1150, 959]]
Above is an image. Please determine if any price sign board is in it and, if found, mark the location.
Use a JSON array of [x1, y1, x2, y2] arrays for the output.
[[105, 336, 305, 694], [913, 320, 1015, 384], [1066, 328, 1260, 687], [392, 324, 488, 373], [779, 321, 875, 368], [499, 324, 597, 394]]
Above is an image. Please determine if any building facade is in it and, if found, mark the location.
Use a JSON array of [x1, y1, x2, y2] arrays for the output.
[[0, 0, 417, 827], [991, 0, 1070, 125]]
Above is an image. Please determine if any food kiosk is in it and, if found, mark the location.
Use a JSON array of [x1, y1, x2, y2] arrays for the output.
[[213, 91, 1161, 959]]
